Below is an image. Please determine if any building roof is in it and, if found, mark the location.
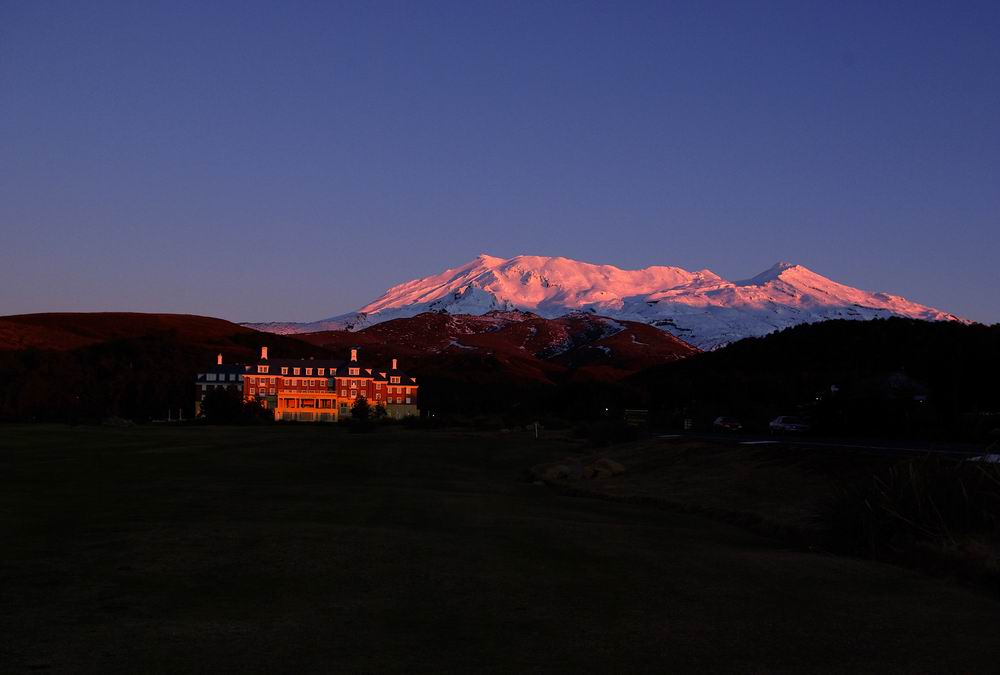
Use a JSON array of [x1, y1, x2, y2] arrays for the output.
[[196, 364, 247, 379], [249, 358, 346, 373], [373, 368, 417, 384], [242, 350, 416, 384]]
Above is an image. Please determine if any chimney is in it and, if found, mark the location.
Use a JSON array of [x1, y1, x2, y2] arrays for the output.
[[217, 353, 223, 366], [392, 358, 397, 370], [350, 348, 358, 362], [261, 346, 268, 360]]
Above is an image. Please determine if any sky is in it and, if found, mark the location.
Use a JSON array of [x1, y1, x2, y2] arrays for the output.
[[1, 1, 998, 323]]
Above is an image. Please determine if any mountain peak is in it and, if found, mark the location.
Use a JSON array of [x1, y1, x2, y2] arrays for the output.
[[734, 261, 804, 286], [475, 253, 505, 265]]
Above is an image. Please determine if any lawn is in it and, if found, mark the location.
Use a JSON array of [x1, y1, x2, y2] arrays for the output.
[[3, 424, 1000, 673]]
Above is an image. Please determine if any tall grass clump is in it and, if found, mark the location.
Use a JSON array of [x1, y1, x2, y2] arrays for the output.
[[819, 452, 1000, 580]]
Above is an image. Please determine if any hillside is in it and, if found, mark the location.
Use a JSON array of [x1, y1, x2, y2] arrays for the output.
[[0, 310, 696, 422], [0, 313, 328, 422], [295, 310, 698, 383], [288, 311, 698, 419], [0, 313, 266, 353]]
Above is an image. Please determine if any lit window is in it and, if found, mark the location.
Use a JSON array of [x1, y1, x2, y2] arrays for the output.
[[269, 388, 275, 395], [406, 397, 411, 404], [375, 382, 381, 389], [390, 376, 400, 384], [341, 390, 347, 396], [318, 368, 325, 376], [281, 367, 288, 375], [349, 368, 359, 376], [376, 393, 381, 400], [258, 365, 268, 374], [293, 368, 300, 375], [249, 387, 256, 394], [305, 368, 312, 376]]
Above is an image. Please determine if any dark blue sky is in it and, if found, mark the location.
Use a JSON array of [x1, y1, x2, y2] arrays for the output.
[[2, 1, 998, 323]]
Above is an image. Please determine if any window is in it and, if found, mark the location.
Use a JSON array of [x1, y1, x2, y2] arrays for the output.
[[281, 367, 288, 375], [390, 376, 401, 384], [207, 373, 217, 381], [351, 381, 357, 388], [258, 365, 269, 374], [349, 367, 360, 376], [375, 382, 381, 389], [249, 387, 256, 394], [269, 388, 275, 395], [406, 398, 411, 404], [293, 368, 300, 375], [305, 368, 312, 376], [318, 368, 325, 376], [341, 390, 347, 396]]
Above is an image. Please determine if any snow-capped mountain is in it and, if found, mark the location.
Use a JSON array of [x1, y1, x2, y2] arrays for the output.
[[245, 254, 963, 349]]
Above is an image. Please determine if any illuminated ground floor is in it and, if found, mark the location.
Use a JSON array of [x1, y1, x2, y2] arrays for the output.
[[259, 395, 418, 422]]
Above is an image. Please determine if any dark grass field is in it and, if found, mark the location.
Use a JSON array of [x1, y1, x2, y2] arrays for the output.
[[3, 425, 1000, 673]]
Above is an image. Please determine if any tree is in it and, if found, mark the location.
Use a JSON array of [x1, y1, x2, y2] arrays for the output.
[[351, 396, 370, 422], [201, 388, 272, 424], [373, 403, 387, 420], [200, 388, 244, 423]]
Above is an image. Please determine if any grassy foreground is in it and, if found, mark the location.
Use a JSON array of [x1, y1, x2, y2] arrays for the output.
[[3, 425, 1000, 673]]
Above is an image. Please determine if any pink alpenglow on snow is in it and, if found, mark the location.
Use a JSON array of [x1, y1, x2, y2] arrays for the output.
[[246, 255, 964, 350]]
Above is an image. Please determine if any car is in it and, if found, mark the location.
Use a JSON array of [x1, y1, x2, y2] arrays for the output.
[[769, 416, 811, 434], [713, 416, 743, 432]]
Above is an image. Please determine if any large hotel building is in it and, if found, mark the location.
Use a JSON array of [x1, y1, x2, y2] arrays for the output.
[[198, 347, 419, 422]]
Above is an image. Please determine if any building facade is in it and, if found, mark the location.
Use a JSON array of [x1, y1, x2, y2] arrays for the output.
[[238, 346, 419, 422], [194, 354, 245, 416]]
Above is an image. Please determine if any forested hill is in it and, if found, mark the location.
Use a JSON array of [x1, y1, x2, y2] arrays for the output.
[[627, 318, 1000, 440]]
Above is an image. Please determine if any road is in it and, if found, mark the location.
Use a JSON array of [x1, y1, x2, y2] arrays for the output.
[[657, 431, 993, 458]]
